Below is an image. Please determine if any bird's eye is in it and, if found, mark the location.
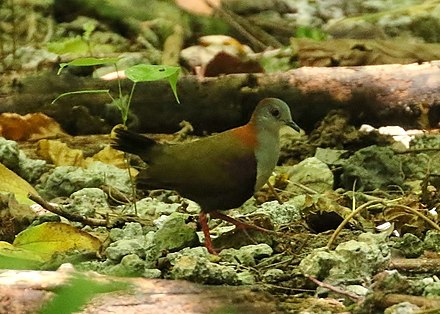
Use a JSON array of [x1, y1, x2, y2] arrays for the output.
[[270, 108, 280, 118]]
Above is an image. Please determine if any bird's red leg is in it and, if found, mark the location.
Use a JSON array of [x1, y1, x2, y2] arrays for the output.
[[209, 211, 271, 233], [199, 212, 217, 254]]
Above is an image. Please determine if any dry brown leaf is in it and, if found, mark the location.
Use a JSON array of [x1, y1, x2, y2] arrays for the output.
[[37, 139, 84, 167], [180, 35, 257, 76], [0, 113, 67, 141], [36, 140, 137, 175], [83, 146, 126, 168], [204, 51, 263, 76]]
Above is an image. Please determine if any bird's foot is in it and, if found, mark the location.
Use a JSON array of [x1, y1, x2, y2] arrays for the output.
[[199, 212, 218, 255]]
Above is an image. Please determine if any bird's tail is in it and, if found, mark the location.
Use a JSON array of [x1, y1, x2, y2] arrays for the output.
[[111, 126, 157, 157]]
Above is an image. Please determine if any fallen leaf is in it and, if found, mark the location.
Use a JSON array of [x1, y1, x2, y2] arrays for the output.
[[37, 139, 84, 166], [0, 113, 67, 141], [84, 145, 127, 169], [37, 139, 132, 172], [0, 162, 38, 205], [13, 222, 101, 261], [180, 35, 257, 76], [0, 241, 44, 269], [0, 193, 36, 243], [204, 51, 263, 77]]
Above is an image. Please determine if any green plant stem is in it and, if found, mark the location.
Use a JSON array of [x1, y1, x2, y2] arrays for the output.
[[124, 154, 138, 215], [115, 63, 123, 104], [125, 82, 137, 124]]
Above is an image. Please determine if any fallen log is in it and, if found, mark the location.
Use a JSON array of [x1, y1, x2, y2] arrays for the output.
[[0, 268, 276, 314], [2, 61, 440, 135]]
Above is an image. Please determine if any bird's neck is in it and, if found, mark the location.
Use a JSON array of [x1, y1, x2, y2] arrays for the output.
[[253, 123, 281, 191]]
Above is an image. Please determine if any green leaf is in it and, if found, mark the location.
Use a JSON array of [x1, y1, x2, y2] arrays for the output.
[[125, 64, 179, 82], [0, 242, 43, 269], [40, 274, 130, 314], [125, 64, 180, 103], [58, 57, 120, 74]]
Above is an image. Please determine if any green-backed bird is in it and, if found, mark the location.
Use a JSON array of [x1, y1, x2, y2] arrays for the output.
[[112, 98, 300, 254]]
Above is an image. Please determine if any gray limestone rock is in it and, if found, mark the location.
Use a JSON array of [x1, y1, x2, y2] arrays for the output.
[[0, 137, 20, 170], [219, 244, 273, 266], [67, 187, 108, 217], [299, 232, 390, 283], [341, 146, 404, 191], [286, 157, 334, 193], [105, 239, 146, 261]]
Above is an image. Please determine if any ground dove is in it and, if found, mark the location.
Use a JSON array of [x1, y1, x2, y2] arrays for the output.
[[112, 98, 300, 253]]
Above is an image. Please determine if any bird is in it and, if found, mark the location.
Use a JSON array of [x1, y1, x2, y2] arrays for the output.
[[112, 98, 300, 254]]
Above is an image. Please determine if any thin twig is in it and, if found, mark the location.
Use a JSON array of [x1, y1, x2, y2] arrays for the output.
[[306, 275, 363, 302], [266, 181, 283, 205], [204, 0, 282, 50], [28, 193, 109, 226]]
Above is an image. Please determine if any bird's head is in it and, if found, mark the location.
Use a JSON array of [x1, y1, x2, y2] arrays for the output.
[[251, 98, 300, 133]]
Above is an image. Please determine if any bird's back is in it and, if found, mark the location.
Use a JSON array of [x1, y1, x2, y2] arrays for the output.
[[138, 128, 258, 211]]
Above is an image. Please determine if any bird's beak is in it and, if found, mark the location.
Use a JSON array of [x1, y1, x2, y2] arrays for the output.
[[285, 120, 301, 132]]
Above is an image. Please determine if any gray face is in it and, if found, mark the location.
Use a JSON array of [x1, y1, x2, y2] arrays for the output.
[[253, 98, 300, 132]]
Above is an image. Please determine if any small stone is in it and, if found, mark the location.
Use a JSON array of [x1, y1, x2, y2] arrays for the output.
[[345, 285, 369, 297], [109, 222, 144, 241], [341, 146, 404, 191], [38, 162, 129, 200], [67, 188, 108, 216], [393, 233, 423, 258], [237, 271, 255, 285], [123, 197, 181, 218], [105, 239, 146, 261], [299, 232, 390, 283], [152, 213, 198, 252], [120, 254, 146, 275], [143, 268, 162, 279], [423, 281, 440, 297], [262, 269, 285, 283], [37, 166, 103, 199], [104, 254, 145, 277], [384, 302, 420, 314], [254, 200, 301, 225], [168, 254, 238, 285], [219, 244, 273, 266], [286, 157, 334, 193], [0, 137, 20, 170], [298, 248, 343, 279], [86, 162, 131, 194], [424, 230, 440, 252], [17, 151, 47, 183]]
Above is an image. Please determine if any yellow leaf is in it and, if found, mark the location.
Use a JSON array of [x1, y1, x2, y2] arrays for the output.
[[13, 222, 101, 261], [0, 163, 38, 205], [37, 139, 84, 166], [83, 145, 126, 168]]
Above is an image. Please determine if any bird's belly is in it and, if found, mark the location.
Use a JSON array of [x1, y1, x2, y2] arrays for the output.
[[187, 188, 254, 212]]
